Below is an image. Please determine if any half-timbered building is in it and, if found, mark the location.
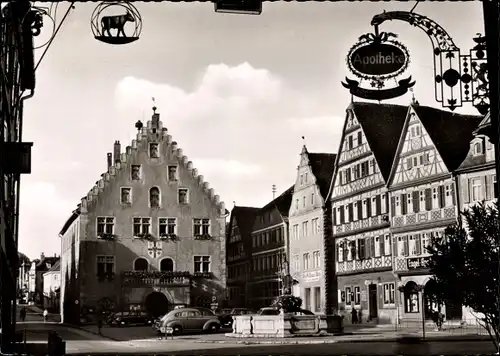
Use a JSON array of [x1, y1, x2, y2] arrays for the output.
[[248, 186, 293, 309], [386, 104, 482, 323], [330, 102, 408, 323], [226, 206, 259, 308], [288, 145, 336, 313]]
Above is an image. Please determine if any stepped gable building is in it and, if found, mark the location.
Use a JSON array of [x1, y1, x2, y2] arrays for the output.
[[226, 205, 259, 308], [59, 108, 227, 324], [288, 145, 336, 313], [248, 186, 294, 309], [386, 104, 482, 323], [330, 102, 408, 324]]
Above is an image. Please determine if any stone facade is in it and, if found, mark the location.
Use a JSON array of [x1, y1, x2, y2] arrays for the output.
[[59, 110, 226, 324]]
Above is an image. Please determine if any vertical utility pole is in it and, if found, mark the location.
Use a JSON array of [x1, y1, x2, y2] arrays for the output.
[[483, 1, 500, 353]]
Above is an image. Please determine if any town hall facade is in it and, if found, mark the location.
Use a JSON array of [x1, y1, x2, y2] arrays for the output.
[[59, 109, 227, 324]]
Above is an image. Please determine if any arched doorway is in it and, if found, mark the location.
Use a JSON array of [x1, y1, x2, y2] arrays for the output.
[[424, 279, 440, 319], [145, 292, 169, 318], [160, 258, 174, 272], [134, 258, 149, 271], [403, 281, 420, 314]]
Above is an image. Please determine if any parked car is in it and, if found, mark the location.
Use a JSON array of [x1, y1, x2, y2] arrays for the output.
[[108, 312, 152, 327], [156, 307, 221, 335]]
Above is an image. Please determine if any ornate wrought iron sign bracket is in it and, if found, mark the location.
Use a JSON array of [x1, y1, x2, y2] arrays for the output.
[[371, 11, 489, 115], [91, 1, 142, 45]]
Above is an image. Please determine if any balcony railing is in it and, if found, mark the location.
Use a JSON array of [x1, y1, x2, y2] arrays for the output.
[[337, 256, 392, 274], [392, 207, 456, 228], [121, 271, 190, 287]]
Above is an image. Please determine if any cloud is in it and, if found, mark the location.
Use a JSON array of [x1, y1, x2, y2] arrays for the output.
[[192, 158, 262, 178], [113, 62, 343, 208], [19, 182, 73, 260]]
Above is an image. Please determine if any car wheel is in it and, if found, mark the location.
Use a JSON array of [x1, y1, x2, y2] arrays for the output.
[[173, 325, 183, 335], [209, 323, 220, 333]]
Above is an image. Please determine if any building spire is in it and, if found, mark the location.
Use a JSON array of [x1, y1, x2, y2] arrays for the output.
[[152, 97, 157, 114], [410, 88, 419, 106]]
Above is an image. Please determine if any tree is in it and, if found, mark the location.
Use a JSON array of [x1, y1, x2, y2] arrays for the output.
[[426, 202, 500, 350]]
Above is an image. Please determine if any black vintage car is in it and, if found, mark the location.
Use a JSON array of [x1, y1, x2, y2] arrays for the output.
[[107, 312, 153, 327]]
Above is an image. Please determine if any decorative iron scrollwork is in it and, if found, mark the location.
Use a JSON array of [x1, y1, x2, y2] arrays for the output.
[[90, 1, 142, 45], [371, 11, 489, 114]]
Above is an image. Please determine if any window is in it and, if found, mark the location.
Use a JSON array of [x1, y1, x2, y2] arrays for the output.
[[374, 236, 381, 257], [304, 288, 311, 310], [168, 166, 178, 181], [422, 233, 430, 254], [293, 254, 300, 272], [353, 202, 358, 221], [354, 286, 361, 305], [314, 287, 321, 312], [345, 287, 352, 304], [293, 224, 299, 240], [312, 251, 321, 268], [149, 187, 160, 208], [398, 236, 406, 256], [121, 187, 132, 204], [303, 253, 310, 270], [133, 257, 148, 271], [300, 174, 304, 185], [159, 218, 176, 236], [305, 172, 308, 183], [338, 242, 344, 262], [431, 188, 438, 209], [312, 218, 318, 234], [445, 184, 453, 206], [302, 221, 308, 237], [97, 217, 115, 236], [381, 195, 387, 214], [131, 165, 141, 180], [345, 205, 350, 222], [303, 196, 306, 208], [371, 197, 377, 216], [419, 191, 425, 210], [471, 178, 482, 202], [409, 235, 416, 256], [296, 199, 299, 209], [395, 195, 401, 216], [178, 188, 189, 204], [149, 143, 159, 158], [133, 217, 151, 237], [311, 193, 314, 205], [97, 256, 115, 277], [383, 283, 395, 304], [407, 193, 413, 212], [194, 256, 211, 272], [160, 258, 174, 272], [357, 131, 363, 146], [194, 218, 210, 236], [474, 141, 483, 155]]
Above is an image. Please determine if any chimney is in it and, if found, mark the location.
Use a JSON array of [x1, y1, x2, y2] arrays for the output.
[[113, 141, 121, 163], [107, 153, 112, 169]]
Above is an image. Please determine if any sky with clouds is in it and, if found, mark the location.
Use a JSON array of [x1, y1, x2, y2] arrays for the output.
[[19, 1, 483, 260]]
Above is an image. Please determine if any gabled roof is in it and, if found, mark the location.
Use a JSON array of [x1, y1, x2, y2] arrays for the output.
[[261, 185, 294, 217], [36, 257, 59, 272], [473, 111, 491, 136], [412, 105, 483, 172], [59, 206, 81, 237], [228, 206, 259, 239], [307, 152, 337, 199], [350, 102, 409, 181], [45, 260, 61, 274]]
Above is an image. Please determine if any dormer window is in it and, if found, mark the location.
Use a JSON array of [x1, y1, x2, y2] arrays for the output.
[[121, 187, 132, 204], [168, 166, 178, 181], [149, 143, 159, 158], [473, 141, 484, 155]]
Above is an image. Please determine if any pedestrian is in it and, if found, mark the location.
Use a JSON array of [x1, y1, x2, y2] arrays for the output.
[[351, 306, 358, 324], [43, 309, 48, 323], [20, 307, 26, 322], [97, 317, 103, 335]]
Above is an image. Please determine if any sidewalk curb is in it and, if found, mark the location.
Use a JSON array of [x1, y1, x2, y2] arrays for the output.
[[61, 323, 120, 342], [189, 335, 492, 345]]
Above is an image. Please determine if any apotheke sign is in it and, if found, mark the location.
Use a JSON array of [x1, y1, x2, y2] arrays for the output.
[[349, 43, 408, 77]]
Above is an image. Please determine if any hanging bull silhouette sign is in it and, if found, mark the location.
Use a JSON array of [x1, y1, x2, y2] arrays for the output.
[[342, 31, 415, 101], [91, 1, 142, 45]]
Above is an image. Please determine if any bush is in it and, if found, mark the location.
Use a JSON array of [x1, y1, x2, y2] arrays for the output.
[[271, 295, 302, 313]]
